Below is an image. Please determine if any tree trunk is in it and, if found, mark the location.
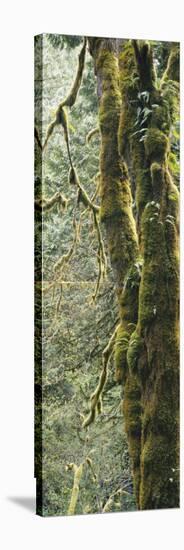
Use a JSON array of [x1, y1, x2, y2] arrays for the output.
[[88, 37, 179, 510]]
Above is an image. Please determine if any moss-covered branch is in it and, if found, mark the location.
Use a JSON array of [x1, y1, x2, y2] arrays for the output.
[[86, 127, 100, 145], [68, 166, 99, 213], [35, 191, 68, 212], [53, 217, 80, 275], [82, 325, 119, 428], [63, 37, 87, 108], [67, 462, 83, 515], [161, 44, 180, 83], [43, 38, 87, 165]]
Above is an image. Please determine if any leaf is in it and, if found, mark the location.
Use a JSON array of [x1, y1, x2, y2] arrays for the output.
[[165, 219, 175, 227], [138, 91, 150, 103], [131, 127, 147, 137], [137, 107, 141, 118], [139, 135, 146, 142], [142, 107, 152, 116]]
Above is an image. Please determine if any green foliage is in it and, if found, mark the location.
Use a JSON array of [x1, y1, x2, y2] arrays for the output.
[[47, 33, 83, 50]]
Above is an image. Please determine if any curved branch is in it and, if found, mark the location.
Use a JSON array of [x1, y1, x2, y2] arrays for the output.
[[82, 325, 119, 428], [86, 127, 99, 145], [161, 44, 180, 84], [35, 191, 68, 212], [43, 38, 87, 160], [63, 37, 87, 108]]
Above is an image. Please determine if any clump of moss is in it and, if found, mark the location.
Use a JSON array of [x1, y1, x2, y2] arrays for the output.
[[150, 162, 164, 201], [100, 176, 132, 222], [151, 101, 171, 134], [127, 330, 144, 375], [144, 128, 169, 162], [114, 325, 130, 383], [141, 201, 163, 258]]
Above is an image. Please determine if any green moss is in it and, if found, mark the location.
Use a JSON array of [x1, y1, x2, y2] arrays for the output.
[[150, 162, 164, 201], [144, 128, 169, 162], [100, 173, 133, 222], [168, 152, 180, 180], [138, 162, 179, 509], [90, 37, 179, 512], [118, 41, 139, 160], [114, 261, 141, 383], [140, 364, 179, 509], [151, 102, 171, 134], [134, 40, 156, 91], [123, 376, 142, 507], [94, 44, 139, 284], [162, 45, 180, 83], [127, 330, 144, 375], [141, 201, 164, 258], [114, 325, 130, 383]]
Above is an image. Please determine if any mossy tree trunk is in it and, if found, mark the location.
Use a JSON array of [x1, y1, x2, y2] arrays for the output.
[[88, 37, 179, 510], [88, 37, 142, 506]]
